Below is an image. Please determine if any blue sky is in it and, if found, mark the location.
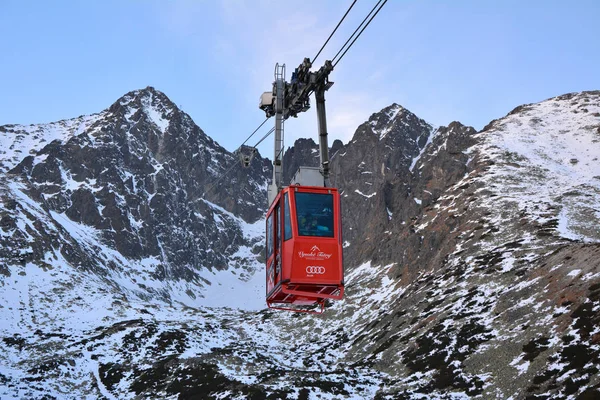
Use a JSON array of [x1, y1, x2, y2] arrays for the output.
[[1, 0, 599, 157]]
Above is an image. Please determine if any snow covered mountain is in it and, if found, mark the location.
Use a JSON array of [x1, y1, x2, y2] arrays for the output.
[[0, 87, 271, 308], [1, 88, 599, 399]]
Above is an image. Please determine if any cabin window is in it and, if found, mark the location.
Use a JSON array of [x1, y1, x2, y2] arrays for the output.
[[283, 193, 292, 241], [295, 192, 334, 238], [276, 205, 281, 246], [266, 213, 274, 257]]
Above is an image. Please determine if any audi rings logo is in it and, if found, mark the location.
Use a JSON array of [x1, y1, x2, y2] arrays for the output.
[[306, 266, 326, 275]]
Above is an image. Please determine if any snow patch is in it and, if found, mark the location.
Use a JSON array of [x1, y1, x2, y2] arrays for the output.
[[355, 189, 376, 198]]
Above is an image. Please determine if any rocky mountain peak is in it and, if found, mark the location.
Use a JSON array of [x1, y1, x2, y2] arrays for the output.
[[108, 86, 177, 135], [330, 138, 343, 156], [356, 102, 429, 142], [281, 138, 345, 185], [331, 102, 435, 184], [366, 102, 404, 129], [0, 87, 269, 308], [282, 138, 320, 184]]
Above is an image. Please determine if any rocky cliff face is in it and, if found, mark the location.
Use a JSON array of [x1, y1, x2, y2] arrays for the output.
[[281, 137, 343, 185], [0, 87, 269, 306], [322, 91, 600, 398], [1, 89, 599, 399], [329, 104, 438, 265]]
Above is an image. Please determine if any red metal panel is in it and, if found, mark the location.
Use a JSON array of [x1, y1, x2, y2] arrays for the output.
[[265, 185, 344, 312], [289, 237, 342, 285]]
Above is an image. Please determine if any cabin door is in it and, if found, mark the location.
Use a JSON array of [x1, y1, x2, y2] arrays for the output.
[[274, 204, 281, 286]]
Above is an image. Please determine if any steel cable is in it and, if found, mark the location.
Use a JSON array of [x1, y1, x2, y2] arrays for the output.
[[204, 119, 272, 194], [332, 0, 387, 66], [312, 0, 358, 64]]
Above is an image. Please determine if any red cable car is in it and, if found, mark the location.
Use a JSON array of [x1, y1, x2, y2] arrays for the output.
[[258, 61, 342, 312], [265, 185, 344, 313]]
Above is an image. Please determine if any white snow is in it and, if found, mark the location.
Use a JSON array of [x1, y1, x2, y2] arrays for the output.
[[410, 127, 438, 171], [509, 356, 530, 375], [355, 189, 376, 198], [500, 255, 516, 273], [469, 91, 600, 243], [566, 269, 581, 278], [193, 266, 264, 310], [0, 113, 102, 172], [375, 105, 403, 140], [557, 206, 583, 241], [142, 95, 170, 133]]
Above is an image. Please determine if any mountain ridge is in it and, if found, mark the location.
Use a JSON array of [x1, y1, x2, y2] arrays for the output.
[[1, 86, 269, 308], [1, 87, 599, 399]]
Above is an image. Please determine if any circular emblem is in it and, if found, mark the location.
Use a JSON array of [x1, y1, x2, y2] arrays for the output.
[[306, 266, 326, 274]]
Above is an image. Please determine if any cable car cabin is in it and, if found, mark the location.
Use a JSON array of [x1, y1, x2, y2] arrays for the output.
[[265, 185, 344, 313]]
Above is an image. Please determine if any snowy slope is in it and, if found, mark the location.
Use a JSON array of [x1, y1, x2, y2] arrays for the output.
[[0, 173, 265, 311], [0, 87, 275, 397], [473, 91, 600, 243], [351, 91, 600, 398], [0, 114, 103, 173]]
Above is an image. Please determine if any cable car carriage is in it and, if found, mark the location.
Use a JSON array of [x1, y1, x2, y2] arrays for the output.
[[265, 171, 343, 313], [259, 61, 343, 313]]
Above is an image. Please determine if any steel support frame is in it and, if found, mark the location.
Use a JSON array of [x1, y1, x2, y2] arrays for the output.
[[268, 64, 286, 205], [315, 86, 330, 187]]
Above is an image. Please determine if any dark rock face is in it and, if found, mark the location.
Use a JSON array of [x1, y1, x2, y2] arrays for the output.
[[279, 104, 479, 288], [328, 104, 437, 265], [281, 138, 344, 185], [279, 106, 480, 287], [1, 86, 269, 288], [282, 138, 321, 184], [379, 121, 479, 281]]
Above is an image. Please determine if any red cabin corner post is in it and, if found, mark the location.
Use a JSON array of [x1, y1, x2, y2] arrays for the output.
[[265, 185, 344, 313]]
